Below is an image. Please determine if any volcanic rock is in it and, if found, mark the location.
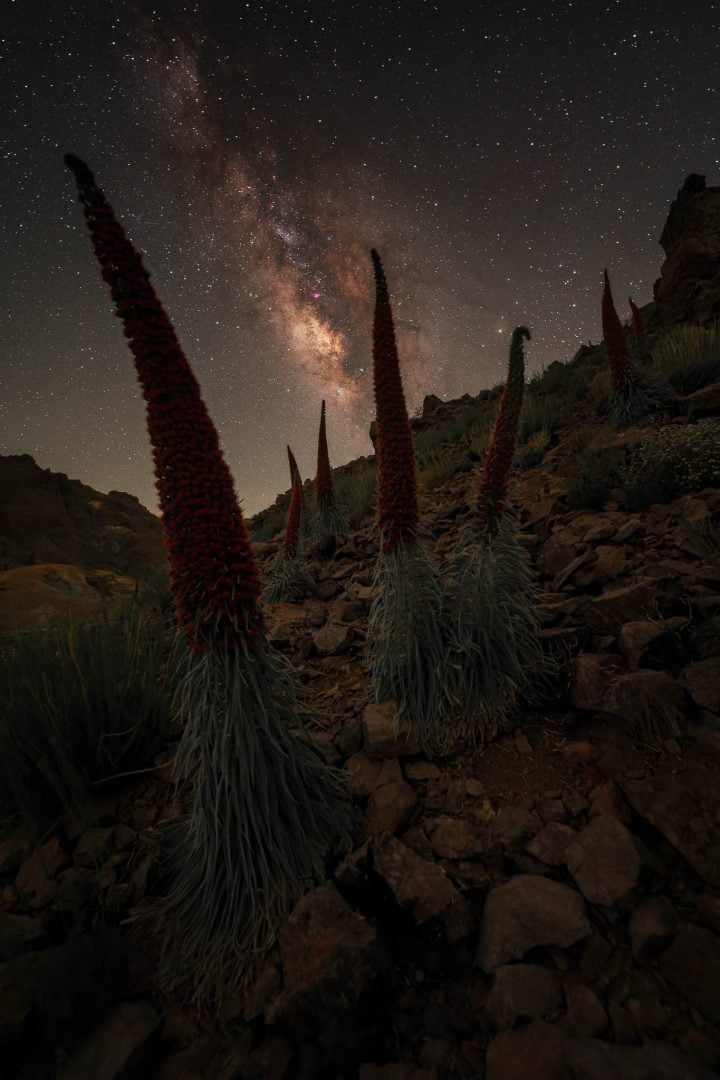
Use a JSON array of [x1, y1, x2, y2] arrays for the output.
[[477, 875, 591, 971], [564, 814, 641, 906], [654, 173, 720, 324], [362, 701, 421, 758], [485, 964, 562, 1029]]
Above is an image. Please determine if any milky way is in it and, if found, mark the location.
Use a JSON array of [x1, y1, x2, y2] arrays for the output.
[[2, 1, 718, 513]]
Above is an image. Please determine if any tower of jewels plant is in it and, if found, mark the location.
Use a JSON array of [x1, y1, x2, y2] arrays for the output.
[[65, 155, 353, 1008], [628, 296, 645, 340], [368, 249, 450, 753], [602, 270, 667, 424], [309, 399, 348, 555], [264, 451, 316, 601], [445, 326, 557, 748]]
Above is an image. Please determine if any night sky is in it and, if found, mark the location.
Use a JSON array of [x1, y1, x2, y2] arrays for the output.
[[2, 1, 718, 516]]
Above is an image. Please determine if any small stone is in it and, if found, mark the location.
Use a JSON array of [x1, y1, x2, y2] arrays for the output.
[[404, 761, 442, 782], [73, 827, 116, 867], [477, 875, 591, 971], [536, 799, 566, 823], [629, 896, 677, 962], [570, 654, 626, 712], [560, 742, 596, 764], [15, 836, 68, 898], [362, 701, 421, 758], [526, 822, 577, 866], [465, 779, 485, 797], [346, 752, 382, 795], [588, 781, 632, 826], [427, 817, 483, 859], [514, 730, 533, 754], [563, 791, 588, 818], [680, 659, 720, 714], [277, 883, 378, 1017], [373, 836, 468, 930], [366, 781, 417, 837], [312, 622, 352, 655], [561, 978, 607, 1037], [565, 814, 640, 907], [487, 805, 542, 848], [486, 964, 562, 1029]]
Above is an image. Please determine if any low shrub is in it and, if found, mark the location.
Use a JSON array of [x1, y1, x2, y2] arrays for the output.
[[249, 503, 288, 542], [566, 444, 625, 510], [0, 604, 173, 824], [649, 321, 720, 395], [621, 419, 720, 511], [418, 446, 457, 492], [333, 464, 376, 527]]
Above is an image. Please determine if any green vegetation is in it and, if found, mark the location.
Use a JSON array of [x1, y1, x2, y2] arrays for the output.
[[648, 320, 720, 395], [621, 419, 720, 511], [0, 605, 173, 824], [333, 464, 376, 527]]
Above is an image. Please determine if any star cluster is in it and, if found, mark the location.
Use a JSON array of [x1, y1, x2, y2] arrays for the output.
[[1, 0, 718, 514]]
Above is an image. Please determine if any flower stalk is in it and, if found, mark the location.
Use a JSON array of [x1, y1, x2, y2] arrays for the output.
[[65, 154, 352, 1007]]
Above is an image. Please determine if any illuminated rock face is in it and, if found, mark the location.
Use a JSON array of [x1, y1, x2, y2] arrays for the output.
[[654, 173, 720, 325]]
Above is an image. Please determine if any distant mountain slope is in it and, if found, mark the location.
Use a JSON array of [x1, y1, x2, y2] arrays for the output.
[[0, 454, 166, 579]]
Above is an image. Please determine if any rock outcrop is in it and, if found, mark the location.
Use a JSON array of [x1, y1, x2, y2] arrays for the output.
[[0, 454, 165, 578], [654, 173, 720, 325]]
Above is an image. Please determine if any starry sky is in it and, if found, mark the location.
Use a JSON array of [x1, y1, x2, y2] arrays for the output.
[[2, 1, 718, 516]]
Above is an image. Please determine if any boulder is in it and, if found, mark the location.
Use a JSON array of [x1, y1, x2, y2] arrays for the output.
[[362, 702, 421, 758], [486, 964, 562, 1029], [654, 174, 720, 324], [426, 817, 484, 860], [526, 822, 577, 866], [564, 814, 641, 907], [477, 875, 591, 971], [275, 883, 379, 1021], [622, 774, 720, 886], [680, 658, 720, 714], [366, 782, 417, 837], [373, 836, 470, 939], [311, 623, 353, 655]]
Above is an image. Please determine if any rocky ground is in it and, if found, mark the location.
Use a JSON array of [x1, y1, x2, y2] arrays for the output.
[[1, 401, 719, 1079]]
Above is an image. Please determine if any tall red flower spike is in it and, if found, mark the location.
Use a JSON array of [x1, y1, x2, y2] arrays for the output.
[[287, 444, 301, 489], [284, 474, 303, 559], [371, 249, 419, 553], [476, 327, 530, 536], [315, 400, 334, 503], [628, 297, 645, 339], [602, 270, 641, 396], [65, 155, 263, 649]]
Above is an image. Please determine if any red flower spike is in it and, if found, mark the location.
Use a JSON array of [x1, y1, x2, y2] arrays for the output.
[[628, 297, 645, 339], [65, 155, 263, 650], [476, 326, 530, 536], [602, 270, 641, 395], [284, 474, 303, 559], [371, 249, 419, 553], [287, 444, 301, 490], [315, 400, 334, 505]]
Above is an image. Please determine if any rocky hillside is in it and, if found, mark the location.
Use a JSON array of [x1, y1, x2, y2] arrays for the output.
[[1, 175, 719, 1078], [0, 454, 166, 632]]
